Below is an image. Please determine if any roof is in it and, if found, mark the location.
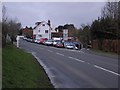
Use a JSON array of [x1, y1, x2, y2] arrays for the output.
[[33, 21, 51, 30]]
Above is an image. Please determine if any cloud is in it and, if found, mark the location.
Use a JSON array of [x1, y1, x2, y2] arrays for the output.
[[3, 2, 105, 28]]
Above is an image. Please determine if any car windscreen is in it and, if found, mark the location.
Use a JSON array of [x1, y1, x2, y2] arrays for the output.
[[65, 42, 74, 45]]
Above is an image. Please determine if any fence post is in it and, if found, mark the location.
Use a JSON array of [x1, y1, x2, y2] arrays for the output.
[[16, 36, 19, 47]]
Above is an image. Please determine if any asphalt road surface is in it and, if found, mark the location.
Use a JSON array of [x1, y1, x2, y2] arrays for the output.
[[19, 40, 119, 88]]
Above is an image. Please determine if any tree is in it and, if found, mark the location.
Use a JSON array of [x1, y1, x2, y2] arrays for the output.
[[101, 1, 119, 39], [2, 5, 8, 46], [8, 19, 21, 43], [90, 1, 119, 50], [63, 24, 77, 39], [2, 5, 22, 45], [18, 29, 23, 35], [0, 21, 2, 48], [2, 5, 7, 22], [57, 25, 64, 32], [118, 1, 120, 39], [78, 24, 91, 48], [55, 27, 58, 32], [102, 1, 118, 20]]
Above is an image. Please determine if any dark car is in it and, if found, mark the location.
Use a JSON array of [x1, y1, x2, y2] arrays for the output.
[[64, 42, 74, 49], [73, 42, 81, 50]]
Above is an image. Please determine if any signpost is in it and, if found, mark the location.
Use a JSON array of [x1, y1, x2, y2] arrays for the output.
[[16, 36, 24, 47], [63, 29, 68, 41]]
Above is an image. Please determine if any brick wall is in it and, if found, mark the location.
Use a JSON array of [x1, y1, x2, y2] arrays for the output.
[[22, 28, 33, 38]]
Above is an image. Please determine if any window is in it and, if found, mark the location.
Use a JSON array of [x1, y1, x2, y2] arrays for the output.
[[45, 30, 48, 33], [39, 30, 40, 32], [42, 24, 45, 26], [39, 35, 42, 37]]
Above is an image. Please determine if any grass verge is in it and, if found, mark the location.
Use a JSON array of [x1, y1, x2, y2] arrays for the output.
[[2, 44, 54, 88], [90, 49, 118, 58]]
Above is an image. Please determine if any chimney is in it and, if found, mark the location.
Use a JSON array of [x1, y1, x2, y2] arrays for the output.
[[48, 20, 51, 26]]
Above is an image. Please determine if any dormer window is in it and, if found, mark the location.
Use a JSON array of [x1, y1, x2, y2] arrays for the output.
[[42, 24, 45, 26]]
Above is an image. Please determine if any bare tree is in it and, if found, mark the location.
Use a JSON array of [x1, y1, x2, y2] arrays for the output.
[[8, 19, 21, 43], [2, 5, 7, 22], [2, 5, 8, 46], [101, 1, 118, 20], [2, 5, 22, 45], [0, 21, 2, 47]]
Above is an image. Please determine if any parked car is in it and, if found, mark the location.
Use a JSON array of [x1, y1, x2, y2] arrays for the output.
[[53, 40, 61, 46], [26, 38, 33, 42], [56, 41, 64, 48], [44, 39, 54, 46], [39, 38, 48, 44], [23, 37, 27, 40], [34, 39, 40, 43], [73, 42, 81, 50], [64, 42, 75, 49], [34, 38, 48, 44]]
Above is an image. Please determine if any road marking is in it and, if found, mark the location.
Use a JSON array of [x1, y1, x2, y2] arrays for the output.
[[48, 50, 53, 52], [68, 56, 85, 63], [56, 52, 64, 56], [94, 65, 120, 76], [87, 63, 91, 65], [49, 46, 85, 53]]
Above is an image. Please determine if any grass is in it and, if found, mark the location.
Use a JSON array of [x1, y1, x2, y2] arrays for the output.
[[0, 47, 2, 89], [91, 48, 119, 58], [2, 44, 54, 88]]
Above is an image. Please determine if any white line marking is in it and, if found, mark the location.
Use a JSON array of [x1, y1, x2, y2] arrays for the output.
[[49, 46, 84, 53], [48, 50, 53, 52], [68, 56, 74, 59], [56, 52, 64, 56], [31, 52, 57, 88], [94, 65, 120, 76], [68, 56, 85, 63], [87, 63, 91, 65]]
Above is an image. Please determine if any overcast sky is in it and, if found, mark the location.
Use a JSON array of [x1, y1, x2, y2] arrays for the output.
[[3, 2, 105, 29]]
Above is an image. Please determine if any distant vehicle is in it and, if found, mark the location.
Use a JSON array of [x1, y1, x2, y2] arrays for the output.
[[34, 39, 40, 43], [44, 39, 54, 46], [34, 38, 48, 44], [23, 37, 27, 40], [53, 40, 61, 46], [64, 42, 74, 49], [26, 38, 33, 42], [73, 42, 81, 50], [56, 41, 64, 48], [39, 38, 48, 44]]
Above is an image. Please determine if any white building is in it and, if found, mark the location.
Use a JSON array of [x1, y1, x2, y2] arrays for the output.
[[33, 20, 52, 40]]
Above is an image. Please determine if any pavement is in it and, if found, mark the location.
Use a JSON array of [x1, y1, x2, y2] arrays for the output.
[[18, 39, 119, 88]]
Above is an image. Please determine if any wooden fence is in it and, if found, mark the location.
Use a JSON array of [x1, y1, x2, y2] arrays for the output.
[[92, 39, 120, 53]]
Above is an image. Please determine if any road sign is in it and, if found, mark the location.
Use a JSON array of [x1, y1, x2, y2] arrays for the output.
[[63, 29, 68, 40]]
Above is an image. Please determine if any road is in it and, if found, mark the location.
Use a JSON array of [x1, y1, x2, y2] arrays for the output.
[[19, 40, 119, 88]]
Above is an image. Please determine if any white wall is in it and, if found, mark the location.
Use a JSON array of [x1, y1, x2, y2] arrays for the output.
[[33, 22, 51, 39]]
